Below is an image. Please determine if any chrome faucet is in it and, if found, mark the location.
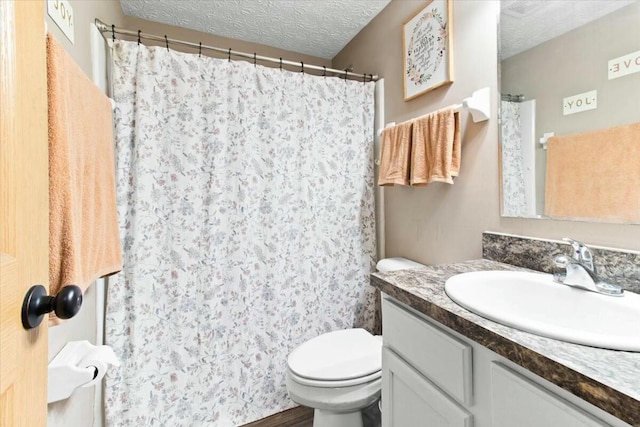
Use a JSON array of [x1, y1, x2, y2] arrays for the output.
[[553, 238, 624, 297]]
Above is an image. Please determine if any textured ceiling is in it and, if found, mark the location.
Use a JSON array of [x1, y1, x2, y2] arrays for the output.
[[120, 0, 391, 59], [500, 0, 635, 60]]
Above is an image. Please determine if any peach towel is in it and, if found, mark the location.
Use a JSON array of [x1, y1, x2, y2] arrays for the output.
[[410, 108, 461, 186], [377, 121, 413, 186], [47, 34, 122, 321], [544, 122, 640, 222]]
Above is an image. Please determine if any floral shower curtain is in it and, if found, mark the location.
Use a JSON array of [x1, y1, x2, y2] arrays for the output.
[[500, 100, 527, 216], [105, 40, 376, 426]]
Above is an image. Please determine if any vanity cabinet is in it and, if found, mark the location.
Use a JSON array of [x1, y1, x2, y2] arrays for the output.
[[381, 295, 628, 427]]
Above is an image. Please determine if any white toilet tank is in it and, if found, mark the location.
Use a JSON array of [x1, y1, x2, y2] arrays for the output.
[[376, 257, 425, 272]]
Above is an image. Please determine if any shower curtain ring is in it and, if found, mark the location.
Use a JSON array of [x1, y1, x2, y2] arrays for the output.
[[279, 58, 282, 71], [344, 70, 348, 82], [228, 48, 231, 62], [322, 66, 326, 78], [111, 24, 115, 42], [369, 74, 373, 82], [164, 35, 169, 51], [199, 42, 202, 58], [254, 53, 256, 67], [300, 62, 304, 74], [137, 30, 141, 45]]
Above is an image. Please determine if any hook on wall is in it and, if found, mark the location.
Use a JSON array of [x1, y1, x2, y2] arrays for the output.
[[459, 87, 491, 123]]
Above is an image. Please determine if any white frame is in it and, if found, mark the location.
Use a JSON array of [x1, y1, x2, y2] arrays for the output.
[[402, 0, 454, 101]]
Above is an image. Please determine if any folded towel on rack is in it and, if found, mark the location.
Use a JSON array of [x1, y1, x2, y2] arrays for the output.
[[47, 34, 123, 323], [544, 121, 640, 222], [377, 120, 413, 186], [410, 107, 461, 186]]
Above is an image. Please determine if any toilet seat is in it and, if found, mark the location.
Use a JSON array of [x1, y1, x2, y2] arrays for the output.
[[287, 329, 382, 387], [288, 368, 381, 388]]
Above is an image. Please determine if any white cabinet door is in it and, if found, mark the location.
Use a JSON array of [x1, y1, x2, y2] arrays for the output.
[[382, 348, 472, 427], [382, 297, 473, 405], [491, 363, 610, 427]]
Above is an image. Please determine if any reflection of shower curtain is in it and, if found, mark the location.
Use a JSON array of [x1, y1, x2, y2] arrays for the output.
[[105, 40, 376, 426], [500, 100, 527, 216]]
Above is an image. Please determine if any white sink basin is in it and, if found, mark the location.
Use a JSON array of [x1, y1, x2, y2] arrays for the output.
[[445, 270, 640, 352]]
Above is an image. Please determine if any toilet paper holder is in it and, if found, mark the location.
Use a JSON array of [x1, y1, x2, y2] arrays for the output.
[[48, 340, 120, 404]]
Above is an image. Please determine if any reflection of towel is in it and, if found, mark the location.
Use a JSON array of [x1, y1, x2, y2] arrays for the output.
[[47, 34, 123, 321], [544, 122, 640, 222], [410, 108, 461, 186], [378, 121, 413, 186]]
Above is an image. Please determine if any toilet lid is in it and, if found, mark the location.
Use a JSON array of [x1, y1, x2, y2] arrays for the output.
[[287, 329, 382, 381]]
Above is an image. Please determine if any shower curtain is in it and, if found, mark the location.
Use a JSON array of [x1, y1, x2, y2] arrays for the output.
[[105, 40, 376, 426], [500, 100, 527, 216]]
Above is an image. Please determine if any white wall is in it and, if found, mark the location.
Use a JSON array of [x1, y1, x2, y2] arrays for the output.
[[47, 285, 99, 426], [46, 2, 126, 426]]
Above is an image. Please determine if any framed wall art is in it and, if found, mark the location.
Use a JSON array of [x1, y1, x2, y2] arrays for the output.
[[403, 0, 453, 101]]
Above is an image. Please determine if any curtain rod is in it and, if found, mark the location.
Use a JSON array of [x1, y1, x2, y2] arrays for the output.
[[94, 19, 378, 82]]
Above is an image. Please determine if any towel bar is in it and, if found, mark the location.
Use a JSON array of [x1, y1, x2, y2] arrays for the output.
[[376, 87, 491, 137]]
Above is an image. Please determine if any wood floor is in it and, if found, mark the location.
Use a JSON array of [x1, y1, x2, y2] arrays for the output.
[[241, 401, 381, 427], [241, 406, 314, 427]]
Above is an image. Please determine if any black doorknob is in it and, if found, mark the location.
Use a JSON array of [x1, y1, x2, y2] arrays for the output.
[[21, 285, 83, 329]]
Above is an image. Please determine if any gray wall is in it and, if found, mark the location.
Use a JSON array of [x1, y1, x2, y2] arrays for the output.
[[333, 0, 640, 265], [501, 2, 640, 214]]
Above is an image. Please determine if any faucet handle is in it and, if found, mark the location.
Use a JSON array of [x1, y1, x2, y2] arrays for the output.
[[562, 237, 583, 260], [561, 237, 596, 273]]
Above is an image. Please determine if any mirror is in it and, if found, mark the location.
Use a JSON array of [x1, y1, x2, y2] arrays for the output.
[[499, 1, 640, 223]]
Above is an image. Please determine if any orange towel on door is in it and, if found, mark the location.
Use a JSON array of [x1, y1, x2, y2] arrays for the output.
[[410, 108, 461, 186], [47, 34, 122, 322], [544, 122, 640, 222], [377, 121, 413, 186]]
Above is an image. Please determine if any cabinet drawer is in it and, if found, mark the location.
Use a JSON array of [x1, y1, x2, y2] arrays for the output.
[[491, 362, 610, 427], [382, 348, 472, 427], [382, 297, 473, 405]]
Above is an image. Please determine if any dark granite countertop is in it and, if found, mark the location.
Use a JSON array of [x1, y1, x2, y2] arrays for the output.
[[371, 259, 640, 426]]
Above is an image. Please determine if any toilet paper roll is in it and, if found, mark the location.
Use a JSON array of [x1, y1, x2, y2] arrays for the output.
[[48, 340, 122, 403], [79, 345, 120, 388]]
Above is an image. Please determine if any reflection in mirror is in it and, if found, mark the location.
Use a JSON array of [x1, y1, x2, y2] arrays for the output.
[[499, 0, 640, 223]]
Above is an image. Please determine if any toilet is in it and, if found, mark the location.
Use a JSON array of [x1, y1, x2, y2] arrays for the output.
[[285, 257, 425, 427]]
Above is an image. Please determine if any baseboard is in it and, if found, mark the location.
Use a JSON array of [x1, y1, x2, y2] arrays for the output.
[[241, 406, 314, 427]]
